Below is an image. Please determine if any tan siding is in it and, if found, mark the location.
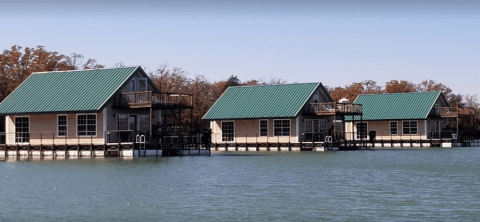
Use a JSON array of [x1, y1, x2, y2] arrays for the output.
[[6, 112, 105, 145], [345, 120, 427, 140], [211, 118, 297, 143]]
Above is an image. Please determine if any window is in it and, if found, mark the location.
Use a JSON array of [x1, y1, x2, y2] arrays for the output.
[[222, 121, 234, 142], [15, 117, 29, 143], [138, 78, 147, 92], [127, 79, 135, 92], [57, 115, 67, 137], [356, 122, 368, 139], [259, 120, 268, 136], [117, 115, 128, 130], [403, 121, 418, 135], [274, 119, 290, 136], [390, 121, 398, 135], [77, 114, 96, 136], [138, 115, 150, 132]]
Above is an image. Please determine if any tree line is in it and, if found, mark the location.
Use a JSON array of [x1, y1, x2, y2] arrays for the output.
[[327, 80, 478, 108], [0, 45, 478, 130]]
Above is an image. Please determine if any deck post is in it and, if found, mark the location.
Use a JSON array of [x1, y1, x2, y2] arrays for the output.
[[40, 133, 43, 155], [90, 135, 93, 157], [457, 116, 459, 139], [52, 133, 56, 157], [150, 107, 153, 145], [77, 134, 80, 156], [245, 133, 248, 151]]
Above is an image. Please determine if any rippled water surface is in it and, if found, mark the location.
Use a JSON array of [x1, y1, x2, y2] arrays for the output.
[[1, 148, 480, 221]]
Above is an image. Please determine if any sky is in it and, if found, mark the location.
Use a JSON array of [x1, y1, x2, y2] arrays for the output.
[[1, 0, 479, 96]]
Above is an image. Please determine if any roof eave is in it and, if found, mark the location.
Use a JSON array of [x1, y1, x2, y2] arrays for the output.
[[424, 91, 442, 119], [293, 83, 322, 117], [95, 66, 140, 111]]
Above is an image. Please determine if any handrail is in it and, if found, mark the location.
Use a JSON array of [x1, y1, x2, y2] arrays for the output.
[[435, 107, 475, 116], [118, 91, 193, 107], [310, 102, 362, 114]]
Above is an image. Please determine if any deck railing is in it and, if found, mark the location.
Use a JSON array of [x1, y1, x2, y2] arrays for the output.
[[435, 107, 475, 117], [0, 130, 209, 146], [115, 91, 193, 107], [310, 102, 362, 115]]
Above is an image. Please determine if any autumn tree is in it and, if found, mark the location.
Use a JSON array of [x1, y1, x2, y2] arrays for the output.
[[328, 80, 383, 102], [82, 58, 105, 70], [0, 45, 76, 101], [149, 63, 191, 93], [384, 80, 416, 93]]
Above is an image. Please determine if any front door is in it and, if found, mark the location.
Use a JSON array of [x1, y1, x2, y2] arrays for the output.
[[433, 121, 442, 138]]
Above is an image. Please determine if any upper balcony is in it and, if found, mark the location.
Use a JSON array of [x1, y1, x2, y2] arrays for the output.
[[113, 91, 193, 109], [309, 102, 362, 116], [434, 107, 475, 118]]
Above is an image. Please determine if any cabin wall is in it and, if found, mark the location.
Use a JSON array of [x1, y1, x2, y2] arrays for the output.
[[345, 120, 427, 140], [211, 118, 298, 143], [103, 99, 161, 143], [6, 111, 105, 145], [297, 114, 334, 142], [307, 87, 332, 104]]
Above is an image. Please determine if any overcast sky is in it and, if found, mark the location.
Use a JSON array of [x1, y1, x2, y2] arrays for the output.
[[1, 0, 479, 96]]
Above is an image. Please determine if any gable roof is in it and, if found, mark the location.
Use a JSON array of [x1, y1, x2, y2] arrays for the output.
[[351, 91, 443, 121], [0, 66, 142, 115], [202, 83, 327, 120]]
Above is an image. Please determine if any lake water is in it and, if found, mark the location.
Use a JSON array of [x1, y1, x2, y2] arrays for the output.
[[1, 148, 480, 221]]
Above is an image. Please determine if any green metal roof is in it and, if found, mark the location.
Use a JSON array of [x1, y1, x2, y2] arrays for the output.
[[0, 67, 140, 115], [202, 83, 323, 120], [350, 91, 442, 121]]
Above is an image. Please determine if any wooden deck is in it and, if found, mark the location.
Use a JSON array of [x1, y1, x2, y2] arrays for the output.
[[0, 142, 210, 157], [435, 107, 475, 118], [310, 102, 362, 116], [113, 91, 193, 108]]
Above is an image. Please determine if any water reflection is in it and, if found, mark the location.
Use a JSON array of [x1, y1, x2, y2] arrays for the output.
[[1, 148, 480, 221]]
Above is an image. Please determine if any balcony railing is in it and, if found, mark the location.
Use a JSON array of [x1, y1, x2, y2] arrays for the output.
[[435, 107, 475, 117], [310, 102, 362, 115], [114, 91, 193, 108]]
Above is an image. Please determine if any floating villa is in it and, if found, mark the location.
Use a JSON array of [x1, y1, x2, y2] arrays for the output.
[[345, 91, 476, 147], [0, 67, 207, 157], [202, 83, 364, 151]]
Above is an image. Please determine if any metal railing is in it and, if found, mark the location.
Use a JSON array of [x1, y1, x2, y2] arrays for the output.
[[0, 130, 210, 146], [309, 102, 362, 115], [0, 130, 137, 146], [114, 91, 193, 107], [209, 130, 476, 144], [435, 107, 475, 117]]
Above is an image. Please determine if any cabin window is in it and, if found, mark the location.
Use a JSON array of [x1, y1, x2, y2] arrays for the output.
[[138, 115, 150, 132], [77, 114, 96, 136], [117, 115, 128, 130], [259, 120, 268, 136], [390, 121, 398, 135], [221, 121, 234, 142], [274, 119, 290, 136], [127, 79, 135, 92], [356, 122, 368, 139], [57, 115, 67, 137], [15, 117, 29, 143], [138, 78, 147, 92], [403, 121, 418, 135]]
